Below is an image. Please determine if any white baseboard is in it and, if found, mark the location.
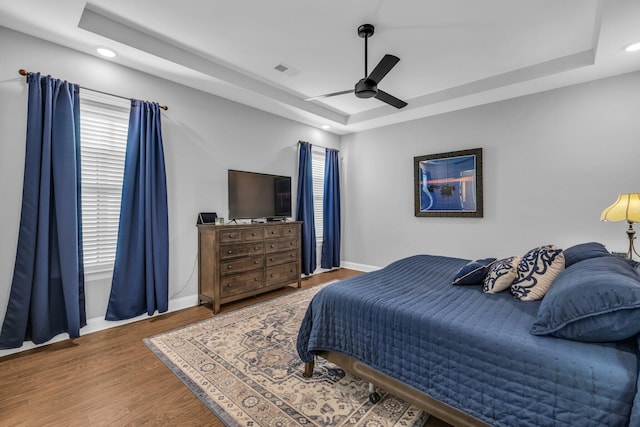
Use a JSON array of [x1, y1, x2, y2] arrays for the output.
[[0, 294, 199, 358], [0, 261, 377, 358], [340, 260, 381, 273], [304, 260, 381, 276]]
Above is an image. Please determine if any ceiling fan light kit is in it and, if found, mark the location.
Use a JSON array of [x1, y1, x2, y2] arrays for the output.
[[308, 23, 407, 109]]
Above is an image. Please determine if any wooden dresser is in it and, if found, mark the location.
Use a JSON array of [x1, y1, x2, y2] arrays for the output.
[[197, 221, 302, 313]]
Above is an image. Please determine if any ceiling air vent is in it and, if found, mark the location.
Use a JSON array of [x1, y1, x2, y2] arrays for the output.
[[273, 62, 300, 76]]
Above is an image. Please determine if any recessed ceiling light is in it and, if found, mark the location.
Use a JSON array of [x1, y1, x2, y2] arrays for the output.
[[624, 42, 640, 52], [321, 125, 331, 130], [96, 47, 116, 58]]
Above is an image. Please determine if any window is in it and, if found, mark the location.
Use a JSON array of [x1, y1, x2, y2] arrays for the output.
[[79, 90, 130, 273], [311, 146, 325, 244]]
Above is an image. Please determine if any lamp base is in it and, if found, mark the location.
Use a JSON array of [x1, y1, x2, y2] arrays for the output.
[[626, 221, 640, 259]]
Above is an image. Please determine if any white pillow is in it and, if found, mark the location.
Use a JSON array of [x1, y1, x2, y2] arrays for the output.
[[511, 245, 565, 301], [483, 256, 520, 294]]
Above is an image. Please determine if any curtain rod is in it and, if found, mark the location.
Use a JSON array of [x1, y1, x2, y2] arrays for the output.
[[18, 69, 168, 111], [297, 140, 339, 152]]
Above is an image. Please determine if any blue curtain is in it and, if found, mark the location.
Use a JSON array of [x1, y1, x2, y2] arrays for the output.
[[296, 141, 316, 275], [0, 73, 86, 348], [321, 148, 341, 269], [105, 100, 168, 320]]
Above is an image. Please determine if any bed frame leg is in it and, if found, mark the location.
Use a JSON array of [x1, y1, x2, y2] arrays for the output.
[[303, 360, 315, 378], [368, 382, 381, 404]]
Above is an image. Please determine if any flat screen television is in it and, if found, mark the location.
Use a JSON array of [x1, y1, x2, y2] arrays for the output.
[[228, 169, 292, 220]]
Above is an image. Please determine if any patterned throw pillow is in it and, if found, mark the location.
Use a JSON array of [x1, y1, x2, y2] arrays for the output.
[[452, 258, 497, 285], [511, 245, 565, 301], [483, 256, 520, 294]]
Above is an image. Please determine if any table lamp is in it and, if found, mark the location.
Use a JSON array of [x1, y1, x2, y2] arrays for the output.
[[600, 193, 640, 259]]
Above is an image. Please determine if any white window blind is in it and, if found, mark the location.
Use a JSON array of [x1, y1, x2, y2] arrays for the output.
[[79, 90, 130, 273], [311, 146, 325, 243]]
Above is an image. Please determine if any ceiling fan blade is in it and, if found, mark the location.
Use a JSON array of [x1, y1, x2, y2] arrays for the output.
[[375, 90, 407, 109], [367, 54, 400, 84], [304, 89, 353, 101]]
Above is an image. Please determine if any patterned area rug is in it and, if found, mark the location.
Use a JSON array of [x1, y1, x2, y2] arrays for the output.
[[144, 284, 428, 427]]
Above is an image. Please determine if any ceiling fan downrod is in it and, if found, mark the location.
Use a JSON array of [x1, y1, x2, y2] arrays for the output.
[[356, 24, 377, 98]]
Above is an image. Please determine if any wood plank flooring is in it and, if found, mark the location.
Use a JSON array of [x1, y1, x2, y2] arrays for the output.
[[0, 268, 450, 427]]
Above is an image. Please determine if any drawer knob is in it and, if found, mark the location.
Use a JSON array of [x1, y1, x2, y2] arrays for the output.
[[254, 260, 259, 264], [270, 244, 275, 248], [227, 250, 233, 254], [270, 257, 274, 261], [254, 277, 259, 281], [226, 283, 232, 288], [271, 231, 276, 234], [227, 265, 232, 269], [230, 234, 236, 238], [289, 254, 294, 258], [251, 232, 256, 236], [254, 246, 259, 250]]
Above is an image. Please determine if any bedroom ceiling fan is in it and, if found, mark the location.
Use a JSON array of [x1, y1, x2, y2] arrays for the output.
[[305, 24, 407, 109]]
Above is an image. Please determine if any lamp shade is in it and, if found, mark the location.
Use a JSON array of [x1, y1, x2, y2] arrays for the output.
[[600, 193, 640, 222]]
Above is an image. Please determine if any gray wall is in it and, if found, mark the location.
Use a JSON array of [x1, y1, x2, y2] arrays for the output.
[[341, 71, 640, 268], [0, 27, 340, 332]]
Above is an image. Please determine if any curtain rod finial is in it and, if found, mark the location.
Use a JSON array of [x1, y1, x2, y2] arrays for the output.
[[18, 69, 28, 77]]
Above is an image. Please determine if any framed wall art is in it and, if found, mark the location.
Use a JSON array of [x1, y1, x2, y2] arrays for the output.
[[414, 148, 483, 218]]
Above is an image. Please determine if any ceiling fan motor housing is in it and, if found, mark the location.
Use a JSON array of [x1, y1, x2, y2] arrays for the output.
[[355, 78, 377, 98]]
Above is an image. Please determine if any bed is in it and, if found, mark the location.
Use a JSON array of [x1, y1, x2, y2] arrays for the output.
[[296, 246, 640, 426]]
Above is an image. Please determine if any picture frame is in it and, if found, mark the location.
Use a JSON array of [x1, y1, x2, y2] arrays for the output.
[[414, 148, 483, 218]]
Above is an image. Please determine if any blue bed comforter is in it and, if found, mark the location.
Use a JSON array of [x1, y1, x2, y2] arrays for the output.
[[296, 255, 640, 426]]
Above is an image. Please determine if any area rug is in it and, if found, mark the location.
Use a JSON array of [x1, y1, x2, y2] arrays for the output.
[[144, 284, 429, 426]]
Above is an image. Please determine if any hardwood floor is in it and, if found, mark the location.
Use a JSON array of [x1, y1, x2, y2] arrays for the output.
[[0, 268, 450, 427]]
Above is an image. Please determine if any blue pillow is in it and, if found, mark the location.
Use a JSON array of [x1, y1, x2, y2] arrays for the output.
[[530, 255, 640, 342], [563, 242, 610, 268], [452, 258, 497, 285]]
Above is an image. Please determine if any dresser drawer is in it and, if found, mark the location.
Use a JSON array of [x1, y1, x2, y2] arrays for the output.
[[221, 271, 264, 298], [265, 238, 298, 253], [243, 228, 263, 241], [265, 225, 299, 239], [221, 255, 264, 276], [219, 227, 262, 243], [266, 261, 299, 286], [266, 249, 298, 266], [220, 242, 264, 259], [219, 229, 244, 243]]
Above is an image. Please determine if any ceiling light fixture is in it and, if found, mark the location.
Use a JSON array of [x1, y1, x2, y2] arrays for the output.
[[624, 42, 640, 52], [321, 125, 331, 130], [96, 47, 116, 58]]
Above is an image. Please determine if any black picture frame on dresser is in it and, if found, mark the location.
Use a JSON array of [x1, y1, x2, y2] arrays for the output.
[[197, 212, 218, 224]]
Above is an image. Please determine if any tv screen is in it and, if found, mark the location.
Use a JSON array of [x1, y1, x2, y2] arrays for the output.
[[228, 170, 292, 219]]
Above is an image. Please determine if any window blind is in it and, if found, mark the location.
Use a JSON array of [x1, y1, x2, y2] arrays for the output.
[[79, 90, 130, 273], [311, 146, 325, 244]]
